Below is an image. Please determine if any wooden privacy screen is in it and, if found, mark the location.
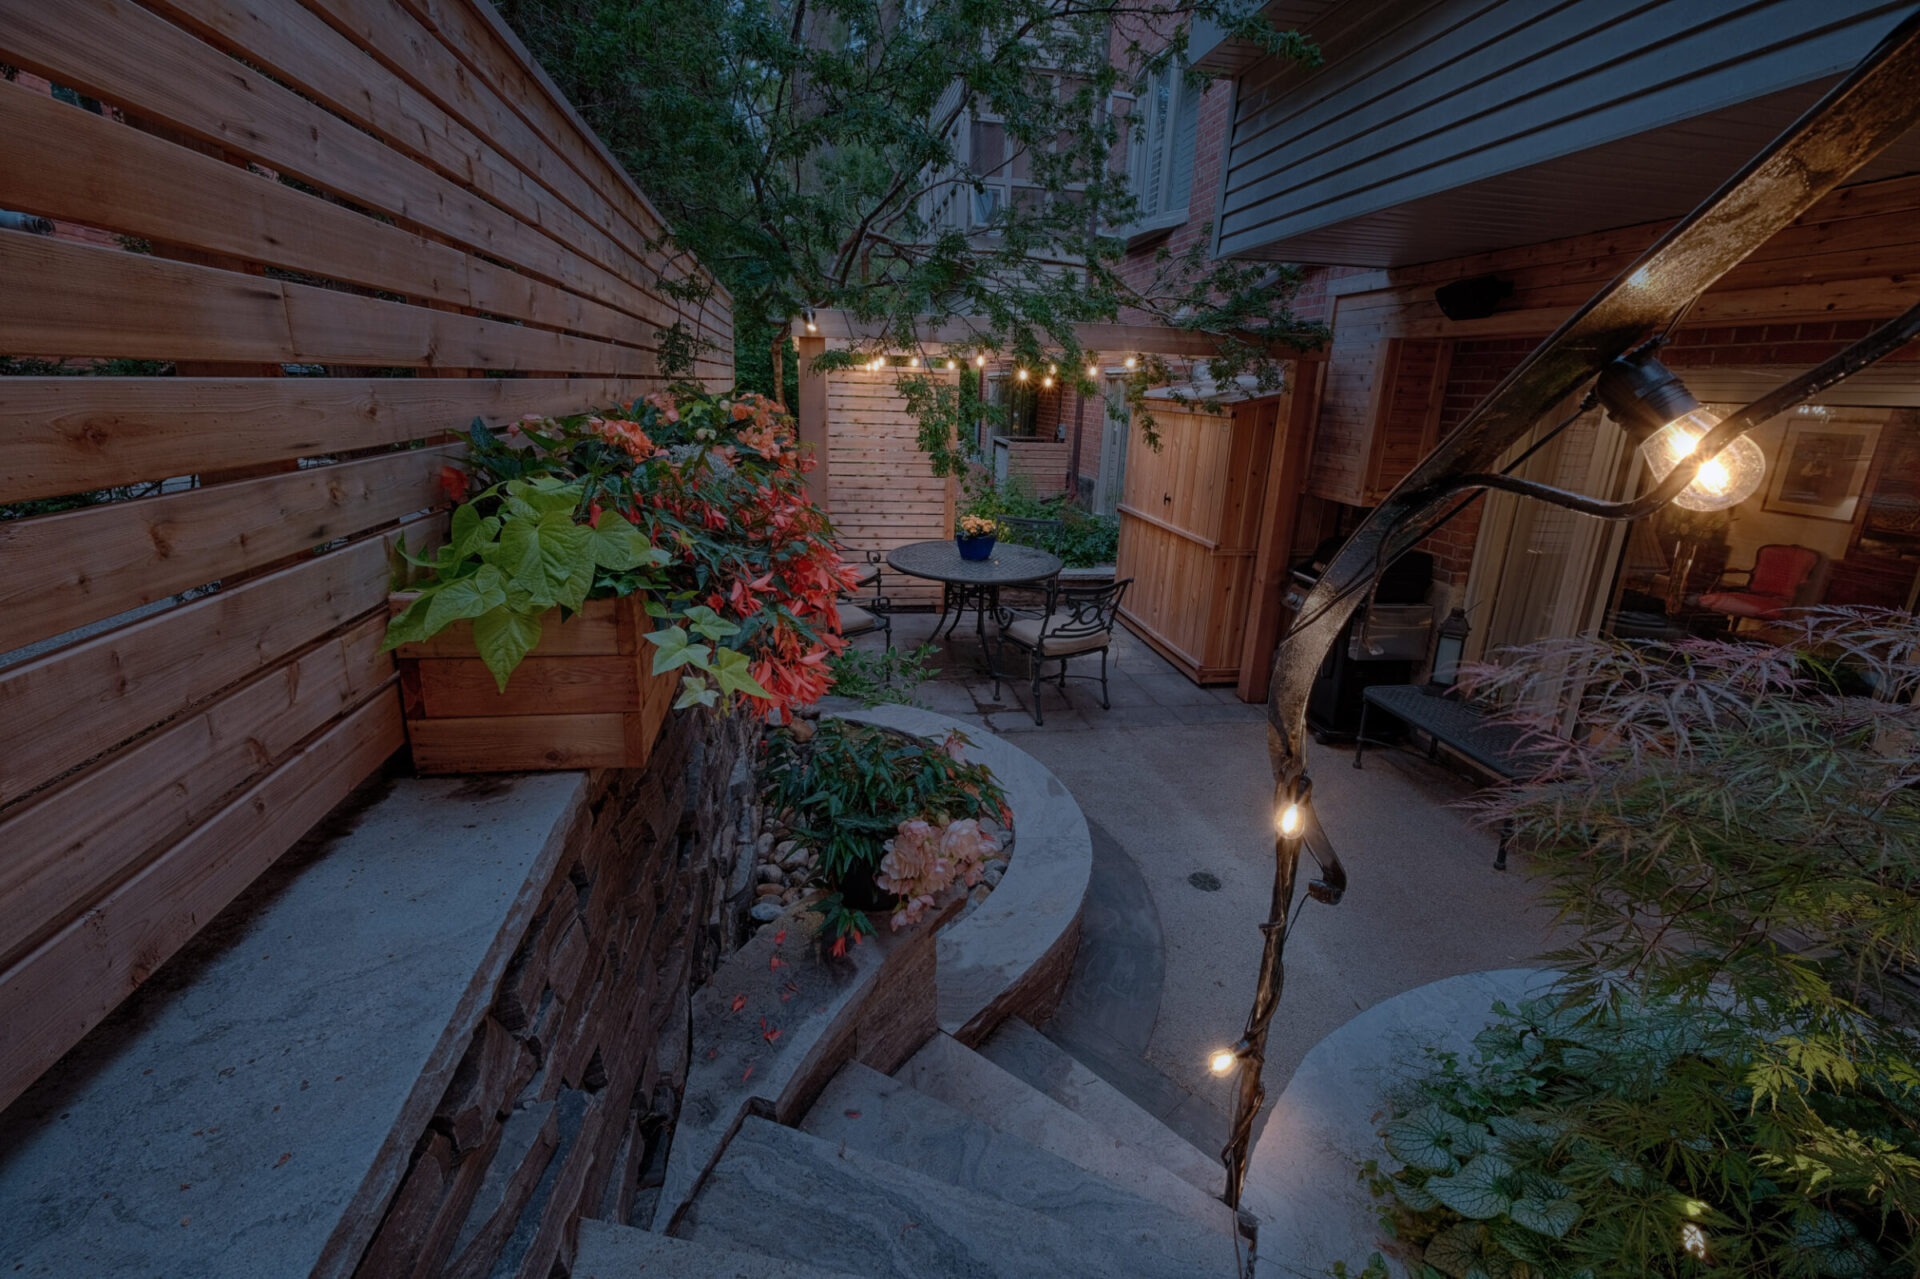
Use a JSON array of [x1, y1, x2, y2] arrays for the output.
[[0, 0, 730, 1112], [827, 367, 959, 608]]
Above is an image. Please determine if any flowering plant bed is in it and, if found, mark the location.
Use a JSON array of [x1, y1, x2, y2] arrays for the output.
[[762, 718, 1008, 947], [384, 390, 857, 770]]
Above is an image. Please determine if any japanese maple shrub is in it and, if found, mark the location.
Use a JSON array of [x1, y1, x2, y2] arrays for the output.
[[1363, 608, 1920, 1279], [385, 388, 857, 718]]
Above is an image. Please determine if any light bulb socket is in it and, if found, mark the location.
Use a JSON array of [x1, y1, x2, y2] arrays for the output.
[[1597, 350, 1701, 442]]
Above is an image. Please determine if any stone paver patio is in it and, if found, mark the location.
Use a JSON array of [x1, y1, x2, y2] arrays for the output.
[[831, 608, 1565, 1155]]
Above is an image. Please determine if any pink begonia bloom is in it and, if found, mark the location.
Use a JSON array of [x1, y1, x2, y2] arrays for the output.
[[940, 731, 968, 761], [876, 817, 1000, 929]]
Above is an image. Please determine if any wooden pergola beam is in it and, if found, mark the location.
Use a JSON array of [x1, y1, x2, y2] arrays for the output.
[[793, 308, 1318, 360]]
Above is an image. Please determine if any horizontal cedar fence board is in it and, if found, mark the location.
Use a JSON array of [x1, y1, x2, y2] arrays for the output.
[[0, 615, 391, 973], [0, 234, 658, 374], [0, 83, 652, 348], [143, 0, 684, 325], [0, 694, 406, 1114], [0, 378, 653, 505], [0, 518, 441, 805], [396, 0, 723, 311], [0, 445, 453, 655], [0, 0, 674, 329]]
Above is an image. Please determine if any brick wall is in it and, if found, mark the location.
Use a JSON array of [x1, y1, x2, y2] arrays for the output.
[[352, 710, 762, 1279]]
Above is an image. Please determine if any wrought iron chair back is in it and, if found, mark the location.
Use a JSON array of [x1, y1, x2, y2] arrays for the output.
[[998, 516, 1065, 546], [1036, 578, 1128, 654]]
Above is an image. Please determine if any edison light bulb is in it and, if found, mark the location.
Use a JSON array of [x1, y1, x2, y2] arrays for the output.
[[1124, 356, 1137, 370], [1042, 375, 1054, 388], [1208, 1049, 1236, 1076], [1638, 408, 1765, 512], [1278, 803, 1304, 838], [908, 356, 918, 367], [947, 358, 957, 370], [975, 354, 987, 367], [1086, 364, 1098, 378], [1016, 368, 1028, 381]]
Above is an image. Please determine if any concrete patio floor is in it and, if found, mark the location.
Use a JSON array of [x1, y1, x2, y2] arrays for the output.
[[830, 608, 1564, 1154]]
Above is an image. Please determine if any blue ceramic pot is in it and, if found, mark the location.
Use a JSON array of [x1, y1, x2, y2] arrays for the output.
[[956, 534, 996, 561]]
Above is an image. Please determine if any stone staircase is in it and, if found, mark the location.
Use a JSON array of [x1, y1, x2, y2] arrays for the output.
[[575, 1018, 1255, 1278]]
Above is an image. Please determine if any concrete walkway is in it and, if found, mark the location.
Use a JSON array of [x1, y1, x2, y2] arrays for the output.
[[835, 610, 1564, 1152]]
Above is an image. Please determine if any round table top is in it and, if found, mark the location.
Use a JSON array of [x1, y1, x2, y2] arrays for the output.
[[886, 539, 1064, 586]]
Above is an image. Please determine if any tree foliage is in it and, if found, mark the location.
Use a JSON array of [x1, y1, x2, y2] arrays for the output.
[[498, 0, 1329, 461]]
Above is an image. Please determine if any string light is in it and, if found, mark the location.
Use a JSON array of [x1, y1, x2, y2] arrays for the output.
[[1016, 368, 1028, 381], [1124, 356, 1137, 370], [1042, 375, 1054, 389], [908, 356, 918, 367], [975, 354, 988, 368], [1087, 364, 1099, 378], [947, 358, 958, 370]]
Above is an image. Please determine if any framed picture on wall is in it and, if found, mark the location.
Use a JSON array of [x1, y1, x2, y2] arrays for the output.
[[1857, 409, 1920, 553], [1762, 415, 1881, 523]]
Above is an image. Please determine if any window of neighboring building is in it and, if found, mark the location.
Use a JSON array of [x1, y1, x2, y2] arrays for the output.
[[1127, 66, 1201, 230]]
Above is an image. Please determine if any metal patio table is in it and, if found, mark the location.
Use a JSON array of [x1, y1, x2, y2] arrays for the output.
[[885, 540, 1064, 666]]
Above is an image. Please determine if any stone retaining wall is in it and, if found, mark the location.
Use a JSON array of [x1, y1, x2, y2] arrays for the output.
[[351, 711, 762, 1278]]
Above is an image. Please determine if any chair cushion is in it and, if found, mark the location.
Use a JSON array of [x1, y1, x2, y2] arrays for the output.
[[1698, 591, 1786, 620], [1004, 611, 1111, 656], [847, 561, 881, 589], [837, 602, 882, 636]]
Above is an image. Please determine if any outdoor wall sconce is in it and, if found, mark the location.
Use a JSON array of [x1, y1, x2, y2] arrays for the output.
[[1597, 348, 1767, 511], [802, 306, 817, 332], [1425, 608, 1471, 693]]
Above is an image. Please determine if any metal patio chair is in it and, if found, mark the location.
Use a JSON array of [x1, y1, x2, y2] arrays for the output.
[[992, 578, 1131, 725]]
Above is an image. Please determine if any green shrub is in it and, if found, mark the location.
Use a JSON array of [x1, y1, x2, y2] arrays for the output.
[[959, 474, 1118, 567], [826, 642, 939, 708]]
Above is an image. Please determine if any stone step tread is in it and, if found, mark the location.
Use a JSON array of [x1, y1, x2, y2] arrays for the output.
[[678, 1117, 1233, 1279], [801, 1063, 1245, 1270], [897, 1033, 1238, 1235], [574, 1219, 861, 1279], [981, 1017, 1228, 1200]]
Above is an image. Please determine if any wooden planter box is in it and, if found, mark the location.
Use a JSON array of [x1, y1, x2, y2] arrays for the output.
[[389, 593, 678, 774]]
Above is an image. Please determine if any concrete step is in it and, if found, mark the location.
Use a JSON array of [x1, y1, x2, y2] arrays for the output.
[[802, 1062, 1245, 1272], [574, 1219, 860, 1278], [897, 1032, 1240, 1237], [981, 1017, 1228, 1201], [677, 1116, 1234, 1279]]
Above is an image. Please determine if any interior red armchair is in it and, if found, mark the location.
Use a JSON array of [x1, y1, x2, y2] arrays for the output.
[[1698, 543, 1824, 627]]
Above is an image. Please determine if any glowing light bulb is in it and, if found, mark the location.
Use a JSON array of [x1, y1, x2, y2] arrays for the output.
[[1087, 365, 1098, 378], [908, 356, 918, 367], [1042, 375, 1054, 388], [1124, 356, 1137, 370], [1208, 1049, 1236, 1076], [1277, 803, 1304, 838], [805, 319, 817, 332], [1016, 368, 1028, 381], [947, 358, 957, 370], [1638, 408, 1766, 512], [975, 354, 987, 368]]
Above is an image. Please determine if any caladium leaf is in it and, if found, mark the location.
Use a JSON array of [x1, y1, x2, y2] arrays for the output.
[[1385, 1107, 1477, 1173], [1428, 1154, 1516, 1220], [1507, 1194, 1580, 1239], [472, 605, 543, 692]]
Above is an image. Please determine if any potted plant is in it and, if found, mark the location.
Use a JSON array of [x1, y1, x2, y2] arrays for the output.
[[762, 718, 1008, 951], [384, 390, 857, 773], [955, 513, 999, 561]]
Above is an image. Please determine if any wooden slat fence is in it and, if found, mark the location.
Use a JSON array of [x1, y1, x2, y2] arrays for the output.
[[0, 0, 731, 1113], [826, 368, 960, 608]]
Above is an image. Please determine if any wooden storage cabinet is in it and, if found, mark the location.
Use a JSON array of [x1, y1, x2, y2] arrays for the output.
[[1116, 398, 1281, 684], [390, 594, 678, 773]]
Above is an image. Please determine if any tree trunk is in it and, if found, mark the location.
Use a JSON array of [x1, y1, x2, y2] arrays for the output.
[[770, 328, 786, 406]]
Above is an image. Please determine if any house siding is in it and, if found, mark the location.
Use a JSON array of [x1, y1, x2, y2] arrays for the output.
[[1214, 0, 1914, 263]]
